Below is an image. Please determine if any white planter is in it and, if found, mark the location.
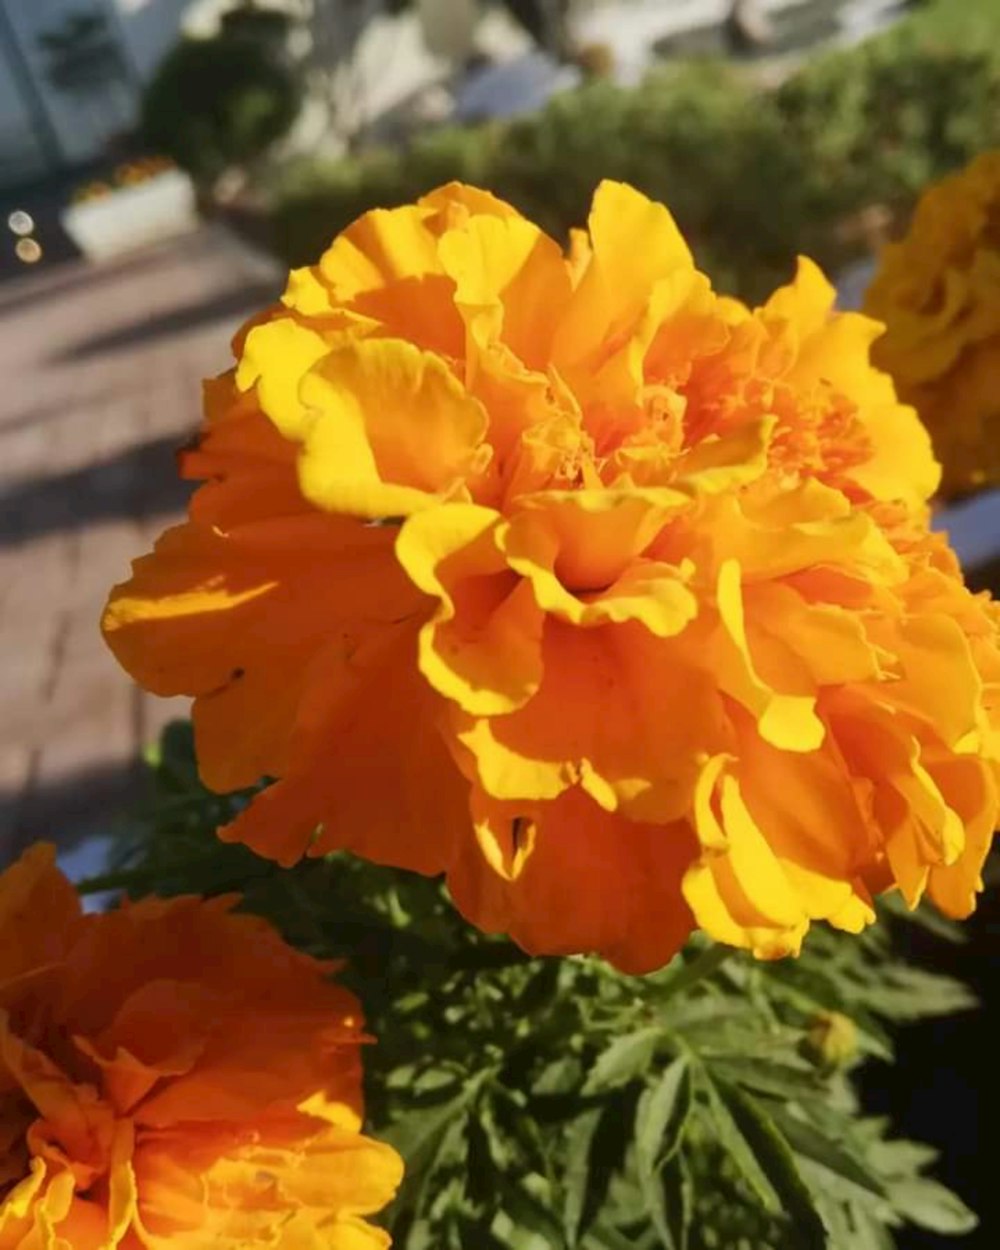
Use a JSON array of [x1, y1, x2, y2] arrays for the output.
[[61, 170, 199, 262]]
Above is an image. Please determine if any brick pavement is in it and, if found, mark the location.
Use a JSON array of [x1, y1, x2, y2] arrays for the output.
[[0, 226, 281, 863]]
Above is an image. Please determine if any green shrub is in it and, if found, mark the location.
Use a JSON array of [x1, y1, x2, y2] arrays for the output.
[[776, 27, 1000, 225], [489, 64, 811, 299], [270, 64, 809, 301], [269, 124, 500, 269], [143, 27, 302, 187], [263, 7, 1000, 303]]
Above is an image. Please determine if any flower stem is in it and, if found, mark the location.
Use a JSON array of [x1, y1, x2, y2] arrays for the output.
[[659, 941, 735, 999]]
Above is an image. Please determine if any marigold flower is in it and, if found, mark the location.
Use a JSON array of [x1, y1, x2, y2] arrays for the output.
[[103, 182, 1000, 972], [865, 150, 1000, 498], [0, 844, 402, 1248]]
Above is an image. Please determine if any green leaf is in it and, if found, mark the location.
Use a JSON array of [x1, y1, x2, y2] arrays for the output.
[[384, 1077, 485, 1187], [702, 1072, 779, 1211], [563, 1107, 602, 1247], [410, 1066, 463, 1103], [636, 1057, 691, 1172], [719, 1085, 827, 1250], [635, 1058, 691, 1247], [768, 1104, 886, 1200], [662, 996, 759, 1036], [814, 1192, 856, 1248], [866, 1135, 938, 1178], [711, 1057, 824, 1102], [499, 1174, 567, 1247], [866, 967, 977, 1020], [888, 1178, 978, 1235], [849, 1202, 900, 1250], [879, 893, 967, 944], [533, 1056, 584, 1097], [589, 1222, 641, 1250], [584, 1029, 661, 1094], [563, 1088, 638, 1246]]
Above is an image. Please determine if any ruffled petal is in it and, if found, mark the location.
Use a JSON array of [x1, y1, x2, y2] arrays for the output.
[[449, 787, 698, 974]]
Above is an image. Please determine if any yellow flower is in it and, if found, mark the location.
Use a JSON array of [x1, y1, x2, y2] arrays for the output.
[[104, 182, 1000, 972], [0, 844, 402, 1249], [865, 150, 1000, 498]]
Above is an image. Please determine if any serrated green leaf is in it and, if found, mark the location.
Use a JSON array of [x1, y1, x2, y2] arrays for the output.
[[850, 1201, 899, 1250], [637, 1057, 691, 1173], [879, 893, 967, 944], [720, 1085, 826, 1250], [814, 1192, 856, 1248], [867, 968, 977, 1020], [410, 1114, 469, 1225], [384, 1077, 484, 1190], [499, 1174, 567, 1247], [663, 996, 759, 1035], [768, 1104, 886, 1200], [584, 1028, 661, 1094], [866, 1135, 939, 1178], [533, 1056, 584, 1097], [711, 1057, 824, 1102], [563, 1107, 602, 1247], [888, 1177, 978, 1235], [702, 1072, 779, 1212], [563, 1087, 638, 1246], [635, 1058, 691, 1248], [589, 1222, 639, 1250], [412, 1066, 463, 1100]]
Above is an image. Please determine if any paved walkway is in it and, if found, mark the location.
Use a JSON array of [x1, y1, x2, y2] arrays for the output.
[[0, 227, 281, 864]]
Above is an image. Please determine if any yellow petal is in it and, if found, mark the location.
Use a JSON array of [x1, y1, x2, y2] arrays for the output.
[[236, 319, 330, 441], [437, 212, 571, 369], [298, 338, 489, 519], [714, 560, 825, 751], [396, 504, 545, 714], [556, 181, 693, 358]]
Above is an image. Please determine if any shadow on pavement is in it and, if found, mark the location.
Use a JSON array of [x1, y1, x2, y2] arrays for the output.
[[52, 278, 278, 362], [0, 431, 193, 548]]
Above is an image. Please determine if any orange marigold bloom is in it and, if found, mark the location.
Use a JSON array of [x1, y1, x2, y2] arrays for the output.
[[0, 844, 402, 1249], [103, 182, 1000, 972], [865, 150, 1000, 498]]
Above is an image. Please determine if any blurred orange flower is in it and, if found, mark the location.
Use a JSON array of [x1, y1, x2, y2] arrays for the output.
[[0, 844, 402, 1248], [865, 150, 1000, 498], [103, 182, 1000, 972]]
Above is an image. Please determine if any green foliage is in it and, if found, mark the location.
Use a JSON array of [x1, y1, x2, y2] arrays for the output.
[[82, 721, 980, 1249], [264, 3, 1000, 303], [268, 63, 810, 301], [142, 23, 301, 186], [775, 26, 1000, 227]]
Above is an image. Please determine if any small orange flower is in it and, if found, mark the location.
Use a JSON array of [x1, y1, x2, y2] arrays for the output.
[[103, 183, 1000, 972], [865, 150, 1000, 498], [0, 844, 402, 1249]]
